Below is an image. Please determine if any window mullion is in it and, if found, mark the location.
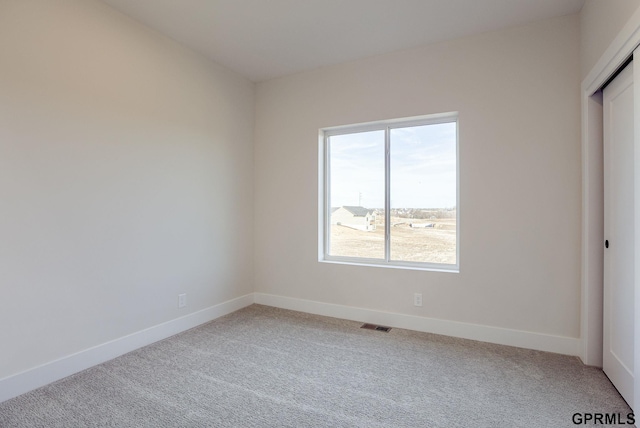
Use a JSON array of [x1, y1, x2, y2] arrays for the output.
[[384, 127, 391, 262], [324, 136, 331, 258]]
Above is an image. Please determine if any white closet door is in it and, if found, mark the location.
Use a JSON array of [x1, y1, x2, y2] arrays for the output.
[[603, 62, 635, 408]]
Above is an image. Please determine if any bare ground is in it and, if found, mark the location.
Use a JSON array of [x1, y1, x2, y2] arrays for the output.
[[329, 217, 456, 264]]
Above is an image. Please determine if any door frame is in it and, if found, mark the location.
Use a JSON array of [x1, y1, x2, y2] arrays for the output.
[[581, 6, 640, 411]]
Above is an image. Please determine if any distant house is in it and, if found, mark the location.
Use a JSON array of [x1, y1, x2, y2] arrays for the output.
[[331, 206, 376, 231]]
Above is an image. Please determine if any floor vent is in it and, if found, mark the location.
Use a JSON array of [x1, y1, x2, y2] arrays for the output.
[[361, 323, 391, 332]]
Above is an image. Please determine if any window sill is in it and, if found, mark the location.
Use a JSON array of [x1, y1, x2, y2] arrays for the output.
[[319, 257, 459, 273]]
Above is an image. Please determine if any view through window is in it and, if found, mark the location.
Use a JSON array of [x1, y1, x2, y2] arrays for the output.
[[323, 115, 458, 269]]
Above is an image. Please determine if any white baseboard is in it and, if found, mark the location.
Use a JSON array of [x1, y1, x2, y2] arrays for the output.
[[1, 292, 583, 404], [0, 293, 254, 404], [254, 293, 581, 357]]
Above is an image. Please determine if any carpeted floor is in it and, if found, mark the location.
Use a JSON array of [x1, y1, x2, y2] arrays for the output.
[[0, 304, 632, 427]]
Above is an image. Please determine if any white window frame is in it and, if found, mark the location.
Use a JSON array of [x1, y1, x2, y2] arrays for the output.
[[318, 113, 459, 272]]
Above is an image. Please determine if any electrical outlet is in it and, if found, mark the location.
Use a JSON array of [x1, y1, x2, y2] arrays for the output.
[[414, 293, 423, 307], [178, 293, 187, 308]]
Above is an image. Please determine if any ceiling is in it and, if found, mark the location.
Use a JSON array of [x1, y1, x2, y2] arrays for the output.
[[101, 0, 585, 82]]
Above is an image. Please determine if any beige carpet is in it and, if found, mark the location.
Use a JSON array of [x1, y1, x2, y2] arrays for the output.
[[0, 305, 631, 427]]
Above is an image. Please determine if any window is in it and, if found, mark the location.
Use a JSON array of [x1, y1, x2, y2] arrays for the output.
[[320, 113, 458, 271]]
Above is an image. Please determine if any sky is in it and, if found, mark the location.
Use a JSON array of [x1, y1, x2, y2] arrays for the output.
[[329, 122, 456, 209]]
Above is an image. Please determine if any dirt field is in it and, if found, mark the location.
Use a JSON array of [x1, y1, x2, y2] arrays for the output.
[[329, 216, 456, 264]]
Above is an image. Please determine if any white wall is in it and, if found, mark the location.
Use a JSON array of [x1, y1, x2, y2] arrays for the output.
[[254, 15, 581, 343], [580, 0, 640, 79], [0, 0, 254, 380]]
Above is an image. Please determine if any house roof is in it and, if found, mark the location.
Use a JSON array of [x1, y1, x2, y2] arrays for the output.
[[340, 206, 373, 217]]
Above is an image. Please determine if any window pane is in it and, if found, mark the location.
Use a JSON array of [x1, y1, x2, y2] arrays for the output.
[[389, 122, 457, 264], [328, 130, 385, 259]]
